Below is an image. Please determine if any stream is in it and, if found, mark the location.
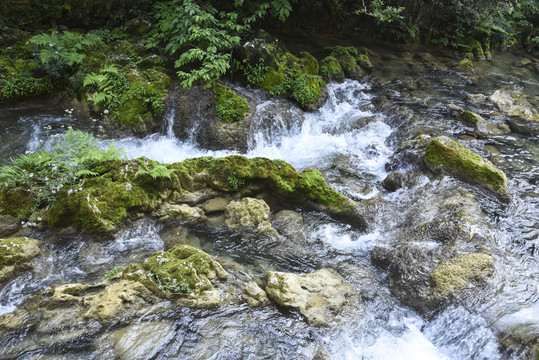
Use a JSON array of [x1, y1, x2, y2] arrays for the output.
[[0, 45, 538, 359]]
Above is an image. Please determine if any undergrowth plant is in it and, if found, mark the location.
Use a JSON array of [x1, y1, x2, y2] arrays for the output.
[[83, 65, 129, 111], [0, 129, 125, 209], [135, 161, 174, 179], [30, 31, 102, 80]]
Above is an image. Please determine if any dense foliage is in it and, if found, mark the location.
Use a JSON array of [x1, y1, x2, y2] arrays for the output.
[[147, 0, 295, 87], [0, 130, 125, 209]]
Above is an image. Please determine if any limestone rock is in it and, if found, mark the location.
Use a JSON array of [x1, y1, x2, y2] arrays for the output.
[[0, 237, 41, 283], [84, 280, 152, 321], [489, 88, 539, 135], [424, 136, 510, 201], [266, 268, 356, 326], [225, 197, 279, 237], [153, 203, 207, 226], [201, 197, 232, 213], [430, 253, 494, 296], [97, 321, 175, 360], [457, 110, 510, 138], [0, 215, 21, 237], [243, 281, 270, 307]]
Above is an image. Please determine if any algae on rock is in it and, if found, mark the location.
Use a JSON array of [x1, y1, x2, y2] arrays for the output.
[[424, 136, 510, 201], [431, 253, 494, 296], [0, 237, 41, 283]]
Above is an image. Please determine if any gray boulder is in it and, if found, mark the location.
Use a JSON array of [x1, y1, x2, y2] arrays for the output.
[[266, 268, 357, 326], [489, 88, 539, 135]]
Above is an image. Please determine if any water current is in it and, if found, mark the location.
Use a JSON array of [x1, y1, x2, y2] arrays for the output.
[[0, 48, 538, 359]]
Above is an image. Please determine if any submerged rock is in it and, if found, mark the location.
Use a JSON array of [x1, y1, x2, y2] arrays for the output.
[[430, 253, 494, 296], [266, 268, 357, 326], [457, 110, 510, 137], [489, 88, 539, 135], [424, 136, 510, 201], [225, 197, 278, 237], [152, 203, 207, 226], [372, 246, 494, 314], [243, 281, 270, 307], [96, 321, 176, 360], [0, 237, 41, 283]]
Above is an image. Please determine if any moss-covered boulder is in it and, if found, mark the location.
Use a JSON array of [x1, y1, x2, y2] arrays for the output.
[[138, 245, 228, 297], [489, 88, 539, 135], [324, 46, 372, 80], [0, 156, 363, 235], [424, 136, 510, 201], [320, 56, 345, 82], [457, 110, 510, 137], [266, 269, 357, 326], [456, 58, 474, 73], [237, 30, 327, 110], [0, 237, 41, 283], [118, 245, 227, 308], [213, 84, 250, 123], [430, 253, 494, 296]]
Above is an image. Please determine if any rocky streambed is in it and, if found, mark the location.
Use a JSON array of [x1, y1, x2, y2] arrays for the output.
[[0, 38, 538, 360]]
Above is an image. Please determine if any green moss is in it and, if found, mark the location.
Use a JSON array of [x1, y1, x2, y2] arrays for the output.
[[457, 58, 474, 72], [431, 253, 494, 296], [290, 74, 325, 107], [356, 54, 373, 70], [108, 68, 169, 125], [298, 52, 319, 75], [325, 46, 363, 77], [142, 245, 224, 295], [320, 56, 344, 81], [258, 68, 285, 93], [5, 156, 355, 234], [425, 136, 509, 200], [213, 84, 249, 123], [458, 110, 484, 127]]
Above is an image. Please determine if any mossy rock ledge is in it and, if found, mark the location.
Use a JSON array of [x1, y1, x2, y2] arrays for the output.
[[424, 136, 510, 202], [1, 156, 364, 234]]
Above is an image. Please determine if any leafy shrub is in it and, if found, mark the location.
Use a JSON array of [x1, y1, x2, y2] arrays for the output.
[[83, 65, 129, 110], [29, 31, 102, 80], [0, 129, 125, 209], [148, 0, 294, 87]]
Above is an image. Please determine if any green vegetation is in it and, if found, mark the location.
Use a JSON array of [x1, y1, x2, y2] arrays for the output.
[[431, 253, 494, 296], [30, 31, 102, 80], [147, 0, 295, 88], [0, 130, 125, 211], [104, 266, 125, 280], [1, 154, 357, 234], [320, 56, 345, 82], [213, 84, 249, 123], [424, 136, 509, 201]]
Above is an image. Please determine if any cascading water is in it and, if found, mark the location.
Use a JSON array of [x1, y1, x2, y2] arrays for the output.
[[1, 49, 538, 359]]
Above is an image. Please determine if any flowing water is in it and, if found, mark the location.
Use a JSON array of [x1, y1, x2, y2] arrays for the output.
[[0, 47, 538, 359]]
